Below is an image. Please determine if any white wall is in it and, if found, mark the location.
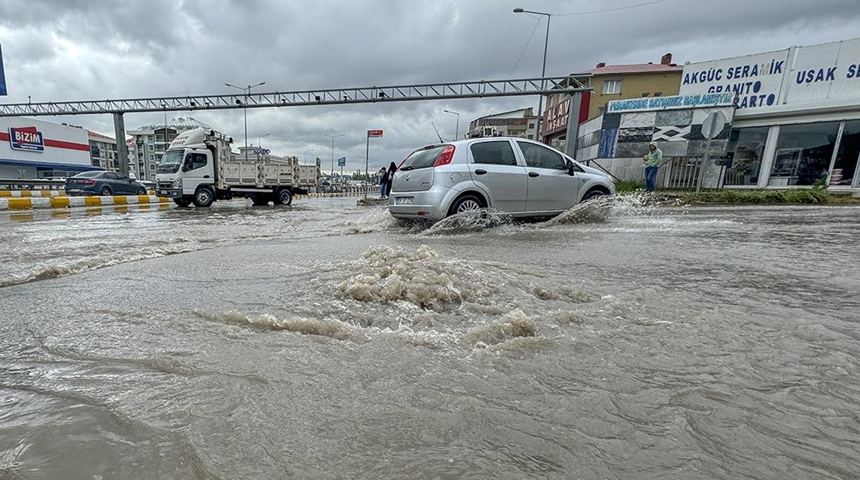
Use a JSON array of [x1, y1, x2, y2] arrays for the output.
[[0, 117, 90, 166]]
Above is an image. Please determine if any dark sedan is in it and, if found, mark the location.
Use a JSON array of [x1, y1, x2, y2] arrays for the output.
[[64, 171, 149, 196]]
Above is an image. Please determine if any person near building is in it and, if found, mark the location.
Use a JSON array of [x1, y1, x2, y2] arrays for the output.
[[378, 167, 388, 198], [385, 161, 397, 197], [642, 143, 663, 193]]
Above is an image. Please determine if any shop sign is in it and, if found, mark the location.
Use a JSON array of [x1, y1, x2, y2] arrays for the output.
[[9, 126, 45, 152], [607, 92, 734, 113], [542, 98, 570, 136], [785, 37, 860, 104], [679, 49, 790, 109]]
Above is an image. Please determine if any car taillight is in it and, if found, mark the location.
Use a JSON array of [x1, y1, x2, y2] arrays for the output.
[[433, 145, 455, 167], [80, 179, 97, 185]]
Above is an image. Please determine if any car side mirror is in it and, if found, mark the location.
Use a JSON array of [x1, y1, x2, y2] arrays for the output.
[[568, 164, 576, 176]]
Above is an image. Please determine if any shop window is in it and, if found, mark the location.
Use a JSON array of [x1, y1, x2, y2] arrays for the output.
[[770, 122, 839, 186], [831, 120, 860, 186], [724, 127, 769, 186], [603, 80, 621, 95]]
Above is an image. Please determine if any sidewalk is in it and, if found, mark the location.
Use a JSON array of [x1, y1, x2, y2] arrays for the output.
[[0, 195, 170, 210]]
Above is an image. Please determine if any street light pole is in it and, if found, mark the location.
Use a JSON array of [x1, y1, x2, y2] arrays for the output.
[[322, 133, 345, 176], [258, 133, 270, 149], [513, 8, 551, 142], [303, 149, 314, 165], [442, 109, 460, 141], [225, 81, 265, 160]]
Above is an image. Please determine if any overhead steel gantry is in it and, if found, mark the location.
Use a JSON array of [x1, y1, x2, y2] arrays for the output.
[[0, 76, 590, 174], [0, 76, 588, 116]]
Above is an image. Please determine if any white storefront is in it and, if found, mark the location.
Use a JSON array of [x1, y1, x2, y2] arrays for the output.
[[0, 117, 93, 179], [679, 37, 860, 190]]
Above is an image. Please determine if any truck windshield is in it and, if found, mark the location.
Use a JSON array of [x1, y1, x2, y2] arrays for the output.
[[157, 150, 184, 174]]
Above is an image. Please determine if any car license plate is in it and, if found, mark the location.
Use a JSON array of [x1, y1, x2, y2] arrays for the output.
[[158, 190, 168, 196], [395, 196, 414, 205]]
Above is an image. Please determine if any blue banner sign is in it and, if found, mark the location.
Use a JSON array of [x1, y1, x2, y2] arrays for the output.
[[0, 44, 7, 96], [607, 93, 735, 113], [337, 156, 346, 167]]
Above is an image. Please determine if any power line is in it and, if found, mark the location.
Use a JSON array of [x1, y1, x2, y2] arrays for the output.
[[480, 17, 544, 118], [555, 0, 676, 16]]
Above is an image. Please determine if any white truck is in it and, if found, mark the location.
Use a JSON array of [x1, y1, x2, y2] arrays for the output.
[[155, 128, 320, 207]]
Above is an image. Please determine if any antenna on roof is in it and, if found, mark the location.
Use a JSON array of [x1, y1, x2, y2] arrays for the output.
[[430, 121, 445, 143]]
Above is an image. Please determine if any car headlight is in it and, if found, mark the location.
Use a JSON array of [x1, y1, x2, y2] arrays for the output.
[[172, 179, 182, 188]]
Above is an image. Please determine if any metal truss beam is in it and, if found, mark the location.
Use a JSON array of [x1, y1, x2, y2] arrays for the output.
[[0, 77, 588, 117]]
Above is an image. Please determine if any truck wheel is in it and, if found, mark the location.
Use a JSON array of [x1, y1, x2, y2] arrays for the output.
[[193, 187, 214, 208], [276, 189, 293, 206], [173, 198, 192, 207]]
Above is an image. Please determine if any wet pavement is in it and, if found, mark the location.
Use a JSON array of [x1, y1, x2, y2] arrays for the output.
[[0, 197, 858, 479]]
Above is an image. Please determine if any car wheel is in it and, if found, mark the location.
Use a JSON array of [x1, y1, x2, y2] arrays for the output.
[[582, 189, 607, 202], [193, 187, 214, 207], [100, 186, 112, 196], [136, 187, 147, 195], [449, 194, 483, 216], [173, 198, 192, 207], [275, 189, 293, 206]]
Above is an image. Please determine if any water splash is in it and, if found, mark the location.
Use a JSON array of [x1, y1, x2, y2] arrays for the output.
[[337, 245, 500, 312], [422, 209, 513, 235]]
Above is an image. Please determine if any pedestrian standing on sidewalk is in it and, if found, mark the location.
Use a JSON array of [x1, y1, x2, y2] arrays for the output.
[[378, 167, 388, 198], [643, 142, 663, 193], [385, 162, 397, 198]]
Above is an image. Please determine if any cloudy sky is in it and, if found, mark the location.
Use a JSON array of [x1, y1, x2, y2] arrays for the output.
[[1, 0, 858, 172]]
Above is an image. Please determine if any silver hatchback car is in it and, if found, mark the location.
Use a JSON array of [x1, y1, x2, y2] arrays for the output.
[[388, 137, 615, 221]]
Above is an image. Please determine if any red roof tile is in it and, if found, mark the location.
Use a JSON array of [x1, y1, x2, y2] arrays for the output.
[[575, 63, 683, 76]]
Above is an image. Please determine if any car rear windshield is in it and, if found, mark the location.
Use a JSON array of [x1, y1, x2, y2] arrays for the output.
[[400, 146, 446, 170], [73, 171, 102, 178]]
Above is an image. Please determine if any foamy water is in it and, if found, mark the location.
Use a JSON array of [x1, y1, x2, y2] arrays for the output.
[[2, 199, 859, 479]]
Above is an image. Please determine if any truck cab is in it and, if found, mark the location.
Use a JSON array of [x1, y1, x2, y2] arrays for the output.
[[156, 128, 319, 207]]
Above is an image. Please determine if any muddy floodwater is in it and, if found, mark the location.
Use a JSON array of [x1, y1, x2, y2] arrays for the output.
[[0, 198, 858, 479]]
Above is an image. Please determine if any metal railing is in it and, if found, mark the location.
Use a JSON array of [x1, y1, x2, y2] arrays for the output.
[[663, 157, 703, 190]]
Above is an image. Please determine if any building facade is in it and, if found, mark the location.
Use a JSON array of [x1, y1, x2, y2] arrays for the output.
[[575, 38, 860, 193], [87, 131, 118, 171], [679, 38, 860, 191], [0, 117, 93, 178], [128, 117, 211, 181], [467, 108, 538, 140], [575, 54, 683, 120]]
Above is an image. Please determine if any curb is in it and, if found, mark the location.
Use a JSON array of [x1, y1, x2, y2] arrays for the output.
[[0, 195, 171, 211], [0, 190, 156, 197]]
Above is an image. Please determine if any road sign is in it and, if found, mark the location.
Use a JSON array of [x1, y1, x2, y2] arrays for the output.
[[337, 156, 346, 167], [367, 129, 383, 137], [701, 112, 727, 140], [254, 148, 270, 155]]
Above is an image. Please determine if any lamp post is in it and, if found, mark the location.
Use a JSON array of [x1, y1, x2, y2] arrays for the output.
[[258, 133, 270, 149], [442, 109, 460, 141], [322, 133, 345, 176], [513, 7, 551, 142], [303, 148, 314, 165], [225, 81, 266, 160]]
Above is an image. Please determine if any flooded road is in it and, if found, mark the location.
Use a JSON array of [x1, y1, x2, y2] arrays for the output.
[[1, 198, 858, 479]]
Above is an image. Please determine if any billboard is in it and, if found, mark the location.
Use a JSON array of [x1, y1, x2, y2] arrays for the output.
[[679, 49, 790, 110]]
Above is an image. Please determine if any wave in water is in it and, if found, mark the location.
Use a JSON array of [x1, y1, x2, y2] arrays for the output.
[[0, 246, 202, 289]]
